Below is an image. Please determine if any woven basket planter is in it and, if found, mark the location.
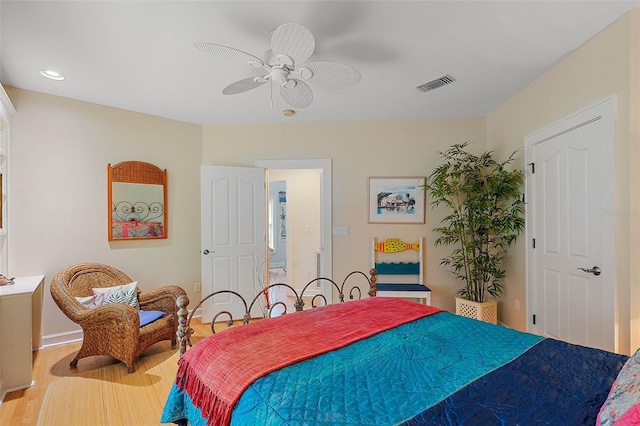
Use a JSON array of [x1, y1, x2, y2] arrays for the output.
[[455, 297, 498, 324]]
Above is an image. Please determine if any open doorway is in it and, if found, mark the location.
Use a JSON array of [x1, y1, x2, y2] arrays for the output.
[[256, 159, 332, 312], [265, 169, 321, 314]]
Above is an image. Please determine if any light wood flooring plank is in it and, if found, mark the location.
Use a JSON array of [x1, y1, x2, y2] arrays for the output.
[[0, 318, 211, 426]]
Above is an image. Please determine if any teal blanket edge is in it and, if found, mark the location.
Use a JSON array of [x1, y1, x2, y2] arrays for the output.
[[161, 312, 543, 425]]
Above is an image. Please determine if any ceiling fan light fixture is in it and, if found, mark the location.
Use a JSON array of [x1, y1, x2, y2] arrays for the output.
[[40, 69, 64, 81], [277, 54, 294, 66], [299, 67, 313, 80], [282, 79, 297, 89], [271, 68, 289, 84]]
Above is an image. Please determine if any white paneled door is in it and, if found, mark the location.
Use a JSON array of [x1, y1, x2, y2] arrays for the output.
[[201, 166, 266, 323], [526, 97, 615, 352]]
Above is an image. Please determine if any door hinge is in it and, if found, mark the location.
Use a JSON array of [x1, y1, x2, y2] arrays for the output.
[[527, 162, 535, 173], [533, 314, 536, 325], [532, 238, 536, 249]]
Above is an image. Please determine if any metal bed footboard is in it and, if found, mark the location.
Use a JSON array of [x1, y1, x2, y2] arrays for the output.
[[177, 269, 378, 356]]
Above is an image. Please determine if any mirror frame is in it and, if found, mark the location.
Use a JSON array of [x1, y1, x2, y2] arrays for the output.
[[108, 161, 168, 241]]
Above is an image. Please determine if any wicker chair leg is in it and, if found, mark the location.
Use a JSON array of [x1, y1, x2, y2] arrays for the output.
[[127, 364, 135, 373], [70, 358, 79, 367]]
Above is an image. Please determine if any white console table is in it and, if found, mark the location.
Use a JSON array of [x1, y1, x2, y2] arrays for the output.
[[0, 275, 44, 401]]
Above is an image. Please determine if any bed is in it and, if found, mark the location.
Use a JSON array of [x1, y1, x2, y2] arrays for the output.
[[161, 272, 640, 426]]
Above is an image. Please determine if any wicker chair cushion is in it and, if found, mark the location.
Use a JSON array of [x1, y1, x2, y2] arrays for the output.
[[92, 281, 139, 309], [139, 310, 164, 327]]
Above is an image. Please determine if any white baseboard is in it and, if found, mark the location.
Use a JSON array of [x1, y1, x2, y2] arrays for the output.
[[41, 329, 83, 349]]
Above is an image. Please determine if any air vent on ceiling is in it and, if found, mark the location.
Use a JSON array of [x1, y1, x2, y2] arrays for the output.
[[416, 74, 456, 93]]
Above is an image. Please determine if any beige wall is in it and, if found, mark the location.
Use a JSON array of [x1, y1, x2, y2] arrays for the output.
[[486, 10, 639, 353], [202, 119, 487, 312], [6, 87, 202, 343], [7, 85, 487, 343]]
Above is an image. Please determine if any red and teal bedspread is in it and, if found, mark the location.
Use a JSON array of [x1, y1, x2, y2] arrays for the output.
[[161, 298, 627, 426]]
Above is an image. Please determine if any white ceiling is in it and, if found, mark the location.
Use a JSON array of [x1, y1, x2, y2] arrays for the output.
[[1, 1, 639, 125]]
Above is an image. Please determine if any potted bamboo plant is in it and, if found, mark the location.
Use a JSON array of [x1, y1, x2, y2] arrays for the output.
[[425, 142, 524, 323]]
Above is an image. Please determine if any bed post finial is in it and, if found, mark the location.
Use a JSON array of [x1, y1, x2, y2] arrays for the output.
[[369, 268, 377, 297], [177, 295, 193, 357]]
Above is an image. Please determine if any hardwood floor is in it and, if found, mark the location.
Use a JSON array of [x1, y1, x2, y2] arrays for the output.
[[0, 318, 210, 426]]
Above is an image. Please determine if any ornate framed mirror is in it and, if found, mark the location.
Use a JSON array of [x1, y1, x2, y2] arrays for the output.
[[108, 161, 167, 241]]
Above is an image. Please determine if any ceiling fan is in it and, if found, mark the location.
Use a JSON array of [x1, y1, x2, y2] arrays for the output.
[[194, 23, 362, 109]]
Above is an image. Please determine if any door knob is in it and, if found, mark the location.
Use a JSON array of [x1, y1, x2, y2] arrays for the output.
[[202, 249, 214, 255], [577, 266, 601, 276]]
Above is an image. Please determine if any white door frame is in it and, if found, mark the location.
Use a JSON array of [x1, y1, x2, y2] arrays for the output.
[[256, 159, 332, 304], [525, 96, 616, 351]]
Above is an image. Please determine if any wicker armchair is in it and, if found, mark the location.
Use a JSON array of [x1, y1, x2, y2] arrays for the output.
[[50, 263, 186, 373]]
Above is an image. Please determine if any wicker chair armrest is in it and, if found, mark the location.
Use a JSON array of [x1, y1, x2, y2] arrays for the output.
[[138, 285, 186, 314], [50, 287, 93, 323], [59, 297, 90, 322], [76, 303, 140, 328]]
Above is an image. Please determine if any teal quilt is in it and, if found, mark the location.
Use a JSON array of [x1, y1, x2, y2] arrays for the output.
[[162, 311, 543, 425]]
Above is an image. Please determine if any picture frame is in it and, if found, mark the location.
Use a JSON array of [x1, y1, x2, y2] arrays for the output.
[[368, 176, 426, 224], [279, 191, 287, 241]]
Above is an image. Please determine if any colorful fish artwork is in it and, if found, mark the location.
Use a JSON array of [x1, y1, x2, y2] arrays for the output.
[[374, 238, 420, 253]]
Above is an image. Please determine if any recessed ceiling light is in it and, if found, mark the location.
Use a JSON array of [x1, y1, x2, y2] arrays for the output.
[[40, 70, 65, 81]]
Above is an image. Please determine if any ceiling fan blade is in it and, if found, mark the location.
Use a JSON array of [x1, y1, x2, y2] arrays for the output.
[[270, 23, 315, 66], [279, 80, 313, 108], [304, 62, 362, 88], [222, 77, 267, 95], [194, 42, 264, 67]]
